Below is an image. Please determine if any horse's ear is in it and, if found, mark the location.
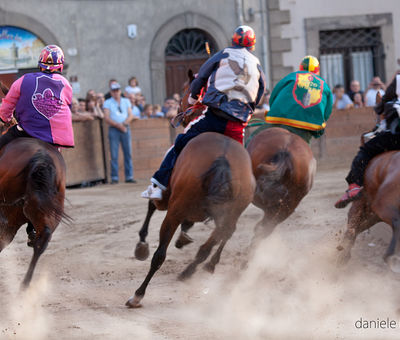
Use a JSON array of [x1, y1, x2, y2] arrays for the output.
[[188, 69, 194, 82], [376, 91, 382, 104]]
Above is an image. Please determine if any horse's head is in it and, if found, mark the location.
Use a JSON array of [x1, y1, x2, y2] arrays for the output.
[[172, 69, 205, 128], [179, 69, 195, 114]]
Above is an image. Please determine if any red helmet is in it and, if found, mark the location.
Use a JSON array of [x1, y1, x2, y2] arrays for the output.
[[38, 45, 65, 72], [232, 25, 256, 51]]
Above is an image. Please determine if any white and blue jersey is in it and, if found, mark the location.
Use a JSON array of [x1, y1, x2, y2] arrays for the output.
[[190, 46, 266, 122]]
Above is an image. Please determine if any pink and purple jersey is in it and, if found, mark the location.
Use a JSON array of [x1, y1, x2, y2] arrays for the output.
[[0, 72, 74, 147]]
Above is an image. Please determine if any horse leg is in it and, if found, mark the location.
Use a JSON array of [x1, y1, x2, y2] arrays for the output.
[[175, 220, 194, 249], [203, 240, 227, 274], [21, 226, 52, 289], [203, 216, 239, 273], [26, 221, 36, 247], [126, 213, 181, 308], [135, 200, 157, 260], [178, 229, 220, 281], [384, 217, 400, 272], [336, 199, 379, 266]]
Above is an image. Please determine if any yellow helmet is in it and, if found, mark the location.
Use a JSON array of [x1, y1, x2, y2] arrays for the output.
[[299, 55, 320, 75]]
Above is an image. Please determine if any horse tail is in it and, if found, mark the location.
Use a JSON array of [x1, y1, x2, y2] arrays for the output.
[[201, 156, 233, 205], [24, 149, 68, 223], [256, 150, 292, 205]]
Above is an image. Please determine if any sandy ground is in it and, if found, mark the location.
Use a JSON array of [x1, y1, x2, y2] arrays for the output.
[[1, 167, 400, 340]]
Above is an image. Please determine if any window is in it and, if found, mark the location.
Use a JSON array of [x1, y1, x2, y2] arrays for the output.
[[165, 29, 216, 60], [319, 28, 385, 91]]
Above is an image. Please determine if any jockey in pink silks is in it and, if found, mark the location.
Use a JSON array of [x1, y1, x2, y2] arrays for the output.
[[0, 44, 74, 149]]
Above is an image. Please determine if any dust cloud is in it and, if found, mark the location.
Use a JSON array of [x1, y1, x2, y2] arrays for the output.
[[0, 169, 399, 339]]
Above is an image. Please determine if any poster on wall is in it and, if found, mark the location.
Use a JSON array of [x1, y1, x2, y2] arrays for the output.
[[0, 26, 45, 71]]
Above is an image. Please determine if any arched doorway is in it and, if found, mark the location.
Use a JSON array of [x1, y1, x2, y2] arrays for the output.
[[0, 25, 46, 92], [164, 29, 217, 98]]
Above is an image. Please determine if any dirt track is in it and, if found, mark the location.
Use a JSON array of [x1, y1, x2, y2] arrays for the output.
[[1, 167, 400, 340]]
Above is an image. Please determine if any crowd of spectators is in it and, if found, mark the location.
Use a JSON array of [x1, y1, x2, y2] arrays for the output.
[[332, 76, 387, 110], [71, 76, 181, 123]]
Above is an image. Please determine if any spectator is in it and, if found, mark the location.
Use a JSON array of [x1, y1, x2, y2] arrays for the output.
[[136, 93, 146, 112], [172, 92, 181, 103], [161, 97, 179, 119], [84, 90, 103, 119], [71, 98, 94, 121], [105, 79, 121, 100], [333, 84, 353, 110], [103, 82, 138, 184], [153, 104, 164, 118], [127, 93, 141, 119], [124, 76, 141, 96], [97, 92, 105, 108], [353, 92, 364, 108], [347, 80, 364, 102], [142, 104, 154, 119], [78, 98, 87, 113], [364, 76, 386, 107]]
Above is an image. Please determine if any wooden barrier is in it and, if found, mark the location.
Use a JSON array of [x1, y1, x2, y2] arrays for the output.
[[63, 107, 377, 186], [62, 119, 107, 186], [311, 107, 376, 167]]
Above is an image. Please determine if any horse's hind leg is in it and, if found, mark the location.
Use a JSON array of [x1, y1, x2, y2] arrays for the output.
[[22, 226, 52, 288], [175, 220, 194, 249], [178, 228, 220, 281], [126, 212, 181, 308], [135, 200, 157, 261]]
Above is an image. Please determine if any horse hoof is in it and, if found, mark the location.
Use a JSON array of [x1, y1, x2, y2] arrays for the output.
[[387, 255, 400, 273], [134, 242, 150, 261], [203, 262, 215, 274], [175, 232, 194, 249], [125, 295, 143, 308]]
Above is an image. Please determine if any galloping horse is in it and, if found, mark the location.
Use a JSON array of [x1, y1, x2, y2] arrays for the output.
[[135, 70, 317, 260], [0, 82, 68, 288], [134, 69, 205, 260], [0, 138, 68, 287], [127, 78, 255, 308], [246, 127, 316, 243], [337, 99, 400, 271]]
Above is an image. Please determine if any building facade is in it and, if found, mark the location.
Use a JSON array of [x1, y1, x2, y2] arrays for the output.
[[0, 0, 398, 105]]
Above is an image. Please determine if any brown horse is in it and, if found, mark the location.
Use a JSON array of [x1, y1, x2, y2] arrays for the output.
[[127, 133, 255, 307], [336, 150, 400, 271], [246, 127, 316, 243], [0, 137, 68, 287], [336, 92, 400, 270], [135, 72, 317, 260], [134, 69, 205, 260]]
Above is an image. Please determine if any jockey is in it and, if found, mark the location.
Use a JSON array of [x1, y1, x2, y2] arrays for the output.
[[0, 44, 74, 150], [142, 25, 266, 200], [0, 44, 74, 246], [264, 55, 333, 144], [335, 72, 400, 208]]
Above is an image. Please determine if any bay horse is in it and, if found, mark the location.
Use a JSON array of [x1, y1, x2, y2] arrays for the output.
[[246, 126, 316, 244], [126, 85, 255, 308], [134, 69, 204, 261], [337, 98, 400, 271], [0, 81, 68, 288], [0, 138, 68, 287], [134, 71, 317, 261]]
